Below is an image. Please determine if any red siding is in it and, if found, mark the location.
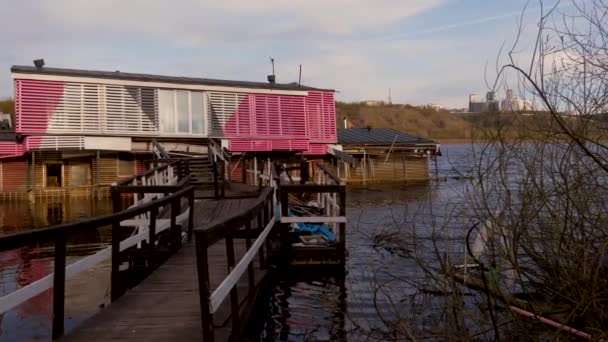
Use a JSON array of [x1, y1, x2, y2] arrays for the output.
[[306, 91, 336, 143], [0, 142, 24, 157], [135, 158, 148, 175], [305, 144, 328, 155], [2, 160, 27, 190], [15, 79, 64, 134]]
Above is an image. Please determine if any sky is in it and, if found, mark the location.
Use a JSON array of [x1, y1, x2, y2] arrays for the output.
[[0, 0, 559, 108]]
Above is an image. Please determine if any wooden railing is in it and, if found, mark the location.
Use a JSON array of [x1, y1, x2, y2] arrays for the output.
[[147, 157, 226, 199], [278, 162, 347, 265], [0, 184, 195, 339], [195, 187, 275, 342]]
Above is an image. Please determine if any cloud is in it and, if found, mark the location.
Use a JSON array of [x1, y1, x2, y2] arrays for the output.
[[0, 0, 534, 108], [4, 0, 444, 45]]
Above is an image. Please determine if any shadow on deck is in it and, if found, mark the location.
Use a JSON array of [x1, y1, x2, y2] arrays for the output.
[[61, 184, 265, 342]]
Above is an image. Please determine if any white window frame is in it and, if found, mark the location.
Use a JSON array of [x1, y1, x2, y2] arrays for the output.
[[159, 89, 207, 136]]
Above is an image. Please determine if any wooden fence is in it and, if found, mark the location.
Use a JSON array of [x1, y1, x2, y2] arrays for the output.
[[195, 186, 275, 342], [0, 162, 194, 339]]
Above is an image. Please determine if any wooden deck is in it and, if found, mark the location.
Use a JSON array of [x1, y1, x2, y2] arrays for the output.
[[62, 189, 266, 342]]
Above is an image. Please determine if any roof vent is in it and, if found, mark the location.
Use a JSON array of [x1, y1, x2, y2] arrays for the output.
[[33, 59, 45, 69]]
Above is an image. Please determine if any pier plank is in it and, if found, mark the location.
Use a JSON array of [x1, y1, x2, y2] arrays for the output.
[[62, 193, 266, 342]]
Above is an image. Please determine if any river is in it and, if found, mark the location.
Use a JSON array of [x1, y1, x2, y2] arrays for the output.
[[250, 144, 479, 341], [0, 143, 477, 341]]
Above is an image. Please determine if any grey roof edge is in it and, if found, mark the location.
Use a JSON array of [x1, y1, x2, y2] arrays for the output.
[[11, 65, 335, 92], [337, 128, 438, 145]]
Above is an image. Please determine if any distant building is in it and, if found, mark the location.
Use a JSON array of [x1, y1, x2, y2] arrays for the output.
[[426, 103, 444, 112], [485, 91, 500, 112], [501, 89, 533, 112], [469, 94, 484, 112], [364, 100, 385, 106]]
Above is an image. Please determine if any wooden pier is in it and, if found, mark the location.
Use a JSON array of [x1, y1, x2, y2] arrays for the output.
[[0, 157, 347, 341]]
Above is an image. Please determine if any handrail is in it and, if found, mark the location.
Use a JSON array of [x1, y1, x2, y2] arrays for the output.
[[117, 160, 179, 186], [0, 184, 195, 339], [195, 186, 274, 342], [315, 162, 343, 185], [197, 186, 273, 247], [0, 185, 194, 251], [209, 138, 230, 162]]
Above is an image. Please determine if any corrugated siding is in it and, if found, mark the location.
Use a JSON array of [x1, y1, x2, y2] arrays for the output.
[[229, 139, 309, 152], [15, 79, 158, 135], [306, 91, 336, 143], [209, 90, 336, 151], [93, 154, 119, 185], [0, 142, 24, 156], [1, 160, 27, 190], [26, 136, 84, 150], [346, 154, 430, 182], [208, 92, 248, 136], [15, 79, 65, 133], [305, 144, 328, 155]]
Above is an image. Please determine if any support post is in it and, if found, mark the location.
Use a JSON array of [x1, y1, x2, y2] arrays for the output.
[[187, 189, 195, 241], [245, 221, 255, 299], [339, 187, 347, 267], [148, 206, 157, 259], [253, 155, 258, 187], [257, 210, 266, 269], [52, 235, 67, 340], [195, 232, 214, 341], [111, 189, 122, 302], [226, 235, 241, 335], [31, 152, 36, 191], [213, 160, 219, 199], [280, 189, 290, 262], [170, 198, 181, 252]]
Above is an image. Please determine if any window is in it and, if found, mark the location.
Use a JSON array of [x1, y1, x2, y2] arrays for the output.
[[159, 90, 176, 133], [118, 153, 135, 176], [191, 92, 205, 134], [46, 163, 63, 188], [176, 91, 190, 133], [158, 90, 206, 135]]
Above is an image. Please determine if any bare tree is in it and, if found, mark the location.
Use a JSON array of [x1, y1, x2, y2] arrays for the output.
[[357, 1, 608, 340]]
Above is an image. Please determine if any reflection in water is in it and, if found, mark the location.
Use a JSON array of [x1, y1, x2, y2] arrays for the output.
[[253, 144, 476, 341], [0, 197, 113, 341]]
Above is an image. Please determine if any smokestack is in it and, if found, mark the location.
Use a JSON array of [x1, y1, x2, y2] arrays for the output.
[[343, 116, 348, 129]]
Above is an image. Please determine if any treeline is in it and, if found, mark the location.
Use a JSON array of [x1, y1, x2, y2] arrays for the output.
[[335, 102, 589, 141], [336, 102, 474, 140], [0, 98, 13, 115]]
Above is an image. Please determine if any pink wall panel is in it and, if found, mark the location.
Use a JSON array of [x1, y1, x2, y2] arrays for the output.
[[304, 144, 328, 155], [222, 91, 334, 152], [2, 160, 27, 190], [15, 79, 64, 134], [224, 95, 252, 137], [306, 91, 336, 143]]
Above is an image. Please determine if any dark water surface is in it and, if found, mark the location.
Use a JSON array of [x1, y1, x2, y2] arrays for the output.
[[0, 144, 478, 341], [0, 197, 113, 341], [252, 144, 477, 341]]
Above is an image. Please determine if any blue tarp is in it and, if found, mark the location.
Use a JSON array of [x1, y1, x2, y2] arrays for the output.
[[293, 223, 336, 241], [286, 208, 336, 241]]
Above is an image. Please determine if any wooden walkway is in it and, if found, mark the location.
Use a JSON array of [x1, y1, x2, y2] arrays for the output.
[[62, 189, 265, 342]]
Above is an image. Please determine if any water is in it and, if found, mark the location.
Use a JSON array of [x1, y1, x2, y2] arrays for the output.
[[252, 144, 480, 341], [0, 143, 480, 341], [0, 197, 113, 341]]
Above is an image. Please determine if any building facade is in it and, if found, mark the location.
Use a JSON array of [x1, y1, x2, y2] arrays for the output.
[[0, 65, 338, 198]]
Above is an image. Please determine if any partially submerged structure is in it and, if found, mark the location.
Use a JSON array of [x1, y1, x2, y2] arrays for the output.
[[1, 64, 337, 199], [336, 128, 439, 183]]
